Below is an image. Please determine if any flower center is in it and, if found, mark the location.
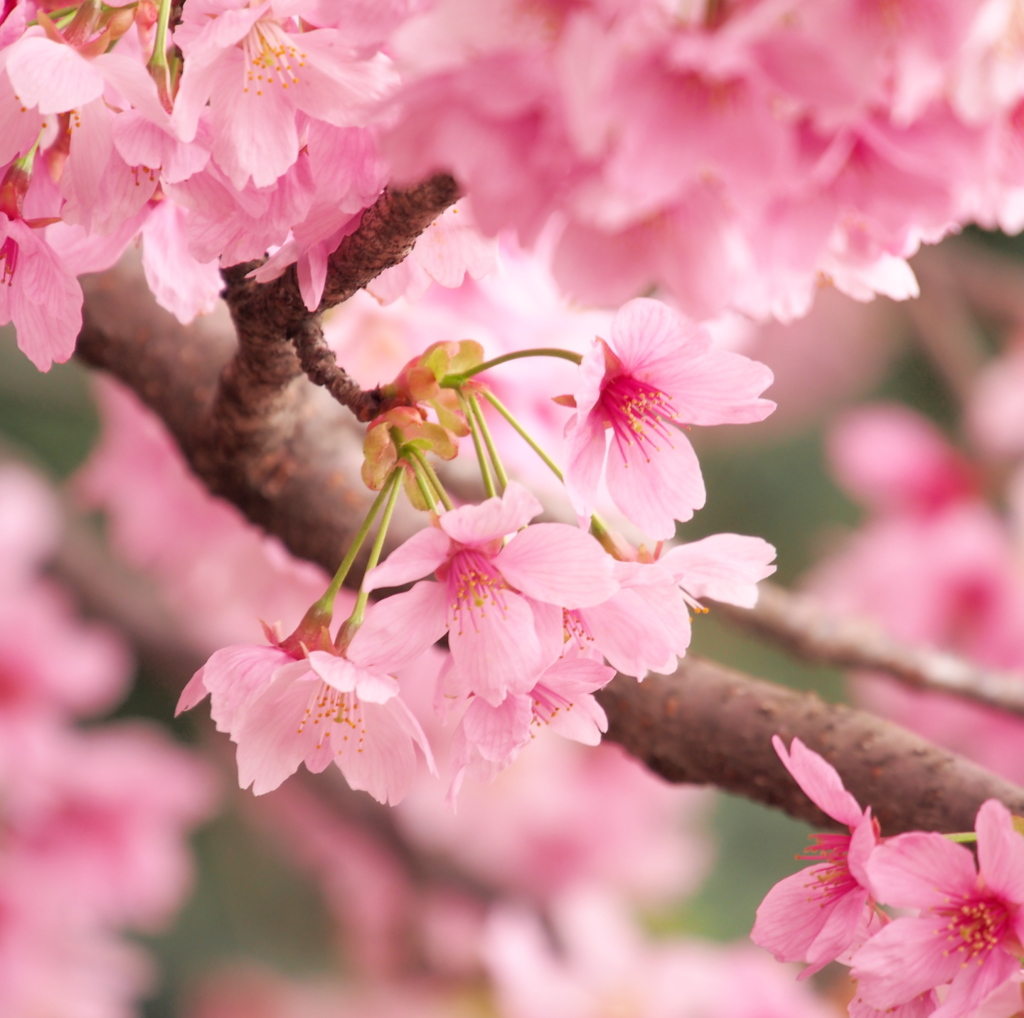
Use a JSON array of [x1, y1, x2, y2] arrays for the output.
[[562, 608, 594, 649], [797, 833, 858, 905], [0, 236, 18, 287], [530, 681, 574, 730], [242, 20, 307, 96], [600, 375, 677, 464], [447, 549, 510, 635], [938, 896, 1010, 962], [297, 681, 366, 756]]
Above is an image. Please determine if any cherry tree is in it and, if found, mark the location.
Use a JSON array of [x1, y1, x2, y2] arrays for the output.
[[6, 0, 1024, 1014]]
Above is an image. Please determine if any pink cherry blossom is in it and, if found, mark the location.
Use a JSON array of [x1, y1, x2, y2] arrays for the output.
[[562, 559, 691, 680], [180, 640, 433, 802], [0, 211, 83, 371], [448, 651, 613, 798], [852, 799, 1024, 1018], [347, 481, 618, 705], [751, 736, 880, 978], [659, 533, 777, 610], [172, 0, 393, 189], [564, 297, 775, 539]]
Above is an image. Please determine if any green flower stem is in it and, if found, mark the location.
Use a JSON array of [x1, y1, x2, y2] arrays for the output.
[[149, 0, 173, 72], [442, 347, 582, 386], [312, 469, 401, 616], [458, 389, 496, 499], [348, 468, 404, 628], [945, 832, 978, 843], [482, 390, 564, 483], [469, 391, 508, 492], [408, 448, 455, 512]]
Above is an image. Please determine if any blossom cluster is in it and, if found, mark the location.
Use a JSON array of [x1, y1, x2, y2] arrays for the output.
[[179, 296, 778, 803], [6, 0, 1024, 371], [753, 736, 1024, 1018], [0, 463, 213, 1017]]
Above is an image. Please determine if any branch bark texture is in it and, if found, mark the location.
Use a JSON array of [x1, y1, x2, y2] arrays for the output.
[[597, 657, 1024, 835]]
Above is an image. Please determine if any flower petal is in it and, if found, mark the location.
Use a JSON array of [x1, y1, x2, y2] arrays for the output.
[[497, 523, 617, 608]]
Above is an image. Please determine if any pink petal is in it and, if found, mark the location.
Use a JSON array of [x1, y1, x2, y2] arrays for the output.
[[6, 36, 104, 114], [307, 651, 399, 703], [752, 866, 837, 962], [461, 694, 532, 763], [976, 799, 1024, 904], [606, 427, 705, 538], [440, 481, 542, 547], [609, 297, 709, 376], [773, 736, 864, 827], [864, 832, 978, 908], [660, 534, 777, 607], [449, 592, 544, 705], [333, 698, 433, 805], [852, 917, 966, 1008], [345, 582, 448, 672], [233, 668, 322, 794], [657, 347, 776, 426], [563, 409, 607, 522], [362, 526, 450, 592], [497, 523, 617, 609], [803, 886, 871, 976], [932, 949, 1020, 1018]]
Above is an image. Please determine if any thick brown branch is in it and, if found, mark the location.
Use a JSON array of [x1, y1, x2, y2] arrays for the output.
[[716, 582, 1024, 716], [597, 656, 1024, 835]]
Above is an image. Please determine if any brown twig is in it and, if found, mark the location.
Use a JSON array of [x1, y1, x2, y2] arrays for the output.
[[218, 175, 459, 422], [714, 581, 1024, 716]]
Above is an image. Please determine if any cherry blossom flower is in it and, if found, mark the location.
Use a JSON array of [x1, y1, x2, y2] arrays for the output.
[[0, 211, 83, 371], [448, 651, 613, 798], [179, 636, 433, 803], [564, 298, 775, 539], [172, 0, 394, 189], [659, 533, 777, 610], [561, 559, 691, 680], [751, 736, 881, 977], [852, 799, 1024, 1018], [347, 481, 618, 705]]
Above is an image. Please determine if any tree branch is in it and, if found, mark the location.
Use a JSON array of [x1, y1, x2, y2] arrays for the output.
[[715, 581, 1024, 716], [596, 657, 1024, 835]]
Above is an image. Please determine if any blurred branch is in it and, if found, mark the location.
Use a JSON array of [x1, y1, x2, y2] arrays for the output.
[[715, 581, 1024, 716]]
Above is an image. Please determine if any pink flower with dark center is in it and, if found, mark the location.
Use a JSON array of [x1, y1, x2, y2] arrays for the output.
[[564, 298, 775, 539], [852, 799, 1024, 1018], [347, 482, 618, 706], [751, 736, 881, 977]]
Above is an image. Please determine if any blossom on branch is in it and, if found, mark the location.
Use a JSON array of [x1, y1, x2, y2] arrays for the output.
[[179, 628, 433, 803], [851, 799, 1024, 1018], [564, 297, 775, 539], [751, 736, 881, 977], [348, 482, 618, 706]]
